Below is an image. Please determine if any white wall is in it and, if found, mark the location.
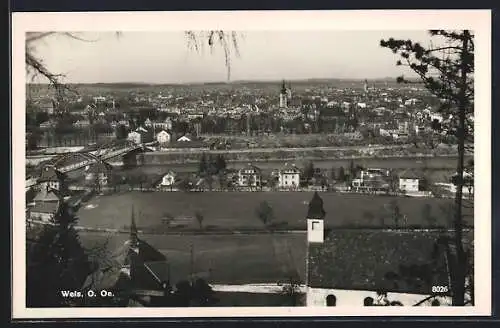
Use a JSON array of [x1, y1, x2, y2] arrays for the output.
[[306, 287, 452, 307], [161, 174, 175, 186], [399, 178, 419, 192], [279, 173, 300, 189], [156, 132, 171, 144], [30, 212, 54, 223], [128, 132, 142, 144]]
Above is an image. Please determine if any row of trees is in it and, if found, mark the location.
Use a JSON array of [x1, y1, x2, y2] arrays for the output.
[[198, 153, 227, 176]]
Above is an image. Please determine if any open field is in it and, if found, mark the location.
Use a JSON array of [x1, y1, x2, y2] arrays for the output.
[[79, 231, 306, 285], [77, 229, 472, 289], [77, 191, 473, 231]]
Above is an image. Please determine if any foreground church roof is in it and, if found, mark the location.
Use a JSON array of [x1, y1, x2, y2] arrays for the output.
[[308, 230, 474, 295]]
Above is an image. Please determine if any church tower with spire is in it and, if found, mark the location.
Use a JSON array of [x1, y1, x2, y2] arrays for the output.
[[279, 79, 288, 108]]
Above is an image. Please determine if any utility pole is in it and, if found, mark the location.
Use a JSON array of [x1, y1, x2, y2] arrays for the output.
[[190, 242, 194, 283]]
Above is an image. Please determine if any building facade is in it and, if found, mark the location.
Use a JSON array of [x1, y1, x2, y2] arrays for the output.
[[278, 163, 301, 190], [127, 131, 142, 144], [159, 171, 177, 188], [279, 80, 288, 108], [238, 164, 262, 188], [156, 130, 171, 144]]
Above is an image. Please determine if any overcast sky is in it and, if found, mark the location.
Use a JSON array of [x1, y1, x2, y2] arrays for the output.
[[28, 30, 435, 84]]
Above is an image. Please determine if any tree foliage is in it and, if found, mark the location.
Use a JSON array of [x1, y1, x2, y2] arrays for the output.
[[27, 31, 241, 92], [195, 211, 204, 230], [303, 161, 315, 182], [26, 203, 92, 307], [381, 30, 474, 306], [255, 201, 274, 227]]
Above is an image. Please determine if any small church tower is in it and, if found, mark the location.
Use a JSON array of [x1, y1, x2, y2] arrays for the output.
[[306, 191, 325, 243], [279, 79, 288, 108], [305, 192, 325, 306]]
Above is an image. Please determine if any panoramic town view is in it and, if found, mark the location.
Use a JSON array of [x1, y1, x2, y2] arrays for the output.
[[24, 30, 474, 308]]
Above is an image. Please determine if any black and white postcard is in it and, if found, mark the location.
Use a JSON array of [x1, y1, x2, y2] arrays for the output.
[[11, 10, 491, 318]]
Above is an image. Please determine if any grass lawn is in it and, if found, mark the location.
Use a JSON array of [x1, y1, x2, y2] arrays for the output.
[[79, 231, 307, 285], [77, 228, 472, 290], [76, 191, 473, 231]]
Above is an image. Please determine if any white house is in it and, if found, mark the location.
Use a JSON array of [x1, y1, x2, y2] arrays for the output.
[[38, 165, 66, 192], [159, 171, 177, 188], [156, 130, 171, 144], [238, 164, 262, 188], [278, 163, 301, 190], [29, 186, 66, 223], [117, 119, 130, 128], [28, 201, 60, 223], [177, 135, 192, 142], [154, 118, 173, 131], [399, 170, 421, 192], [361, 168, 389, 180], [127, 131, 142, 144], [136, 126, 149, 133]]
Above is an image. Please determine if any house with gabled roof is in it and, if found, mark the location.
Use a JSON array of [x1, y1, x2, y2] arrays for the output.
[[156, 130, 171, 145], [398, 169, 423, 193], [127, 131, 142, 144], [177, 135, 192, 142], [238, 163, 262, 188], [158, 171, 177, 189], [38, 164, 67, 192], [278, 163, 301, 190], [29, 186, 65, 223]]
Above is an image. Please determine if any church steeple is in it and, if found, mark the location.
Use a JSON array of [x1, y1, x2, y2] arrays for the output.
[[279, 79, 288, 108], [307, 191, 326, 220], [281, 79, 287, 94]]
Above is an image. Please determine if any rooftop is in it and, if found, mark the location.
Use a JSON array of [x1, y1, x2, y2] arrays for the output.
[[30, 201, 59, 214], [308, 230, 473, 295], [38, 165, 66, 182]]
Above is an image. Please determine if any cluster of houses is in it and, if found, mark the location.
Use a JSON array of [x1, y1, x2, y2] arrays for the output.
[[156, 161, 430, 194], [157, 162, 302, 191], [26, 161, 115, 223], [27, 165, 70, 223], [125, 118, 195, 148]]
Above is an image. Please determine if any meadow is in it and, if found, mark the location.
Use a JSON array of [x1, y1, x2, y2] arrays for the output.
[[79, 231, 307, 285], [76, 191, 473, 231], [78, 228, 473, 291]]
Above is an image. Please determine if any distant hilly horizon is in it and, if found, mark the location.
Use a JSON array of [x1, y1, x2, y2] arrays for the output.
[[27, 77, 416, 88]]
